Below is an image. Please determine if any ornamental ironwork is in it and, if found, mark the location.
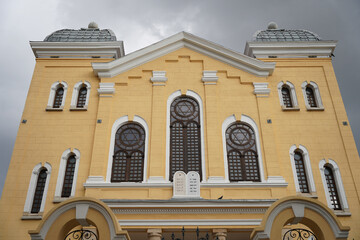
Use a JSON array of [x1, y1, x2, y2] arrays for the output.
[[162, 227, 217, 240], [283, 228, 317, 240], [64, 229, 98, 240]]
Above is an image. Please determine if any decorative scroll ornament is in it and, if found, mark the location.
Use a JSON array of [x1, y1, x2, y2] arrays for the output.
[[283, 228, 317, 240], [162, 227, 217, 240], [64, 229, 98, 240]]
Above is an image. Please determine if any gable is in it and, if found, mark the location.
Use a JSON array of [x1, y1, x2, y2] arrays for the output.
[[92, 32, 275, 78]]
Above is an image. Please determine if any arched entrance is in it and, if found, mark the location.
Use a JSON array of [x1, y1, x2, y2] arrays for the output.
[[250, 196, 350, 240], [28, 197, 130, 240]]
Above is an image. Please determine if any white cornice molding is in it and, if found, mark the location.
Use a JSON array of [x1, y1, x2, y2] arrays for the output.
[[253, 82, 270, 97], [150, 71, 168, 86], [244, 41, 337, 58], [30, 41, 124, 59], [117, 219, 262, 227], [98, 82, 115, 95], [92, 32, 275, 78], [202, 71, 218, 85]]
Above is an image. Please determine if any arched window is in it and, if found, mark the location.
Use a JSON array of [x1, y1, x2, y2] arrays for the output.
[[23, 163, 51, 216], [324, 165, 341, 210], [281, 86, 293, 108], [169, 95, 202, 181], [71, 81, 91, 110], [225, 122, 260, 182], [301, 81, 323, 110], [31, 168, 47, 213], [293, 151, 309, 193], [46, 81, 68, 110], [111, 123, 145, 182], [319, 159, 349, 212], [277, 81, 298, 110], [61, 155, 76, 197]]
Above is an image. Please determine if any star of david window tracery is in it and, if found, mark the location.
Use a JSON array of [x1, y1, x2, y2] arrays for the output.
[[111, 123, 145, 182], [170, 96, 202, 181], [226, 122, 260, 182]]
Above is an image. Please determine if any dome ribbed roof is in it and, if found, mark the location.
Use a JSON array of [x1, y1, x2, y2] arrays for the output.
[[254, 23, 321, 42], [44, 24, 117, 42]]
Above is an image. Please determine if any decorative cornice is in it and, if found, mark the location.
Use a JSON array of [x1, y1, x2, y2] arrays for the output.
[[202, 71, 218, 85], [92, 32, 275, 78], [244, 41, 337, 58], [97, 82, 115, 96], [117, 219, 262, 227], [150, 71, 167, 86], [30, 41, 124, 59], [253, 82, 270, 97]]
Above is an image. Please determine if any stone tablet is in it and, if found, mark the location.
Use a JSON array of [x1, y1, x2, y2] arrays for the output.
[[173, 171, 186, 197], [186, 171, 200, 197]]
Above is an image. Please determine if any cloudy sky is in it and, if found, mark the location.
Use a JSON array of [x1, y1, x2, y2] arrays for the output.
[[0, 0, 359, 196]]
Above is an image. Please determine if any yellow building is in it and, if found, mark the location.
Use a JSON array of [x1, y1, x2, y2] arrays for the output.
[[0, 22, 359, 240]]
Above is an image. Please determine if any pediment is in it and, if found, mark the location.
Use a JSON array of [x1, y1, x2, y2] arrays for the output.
[[92, 32, 275, 78]]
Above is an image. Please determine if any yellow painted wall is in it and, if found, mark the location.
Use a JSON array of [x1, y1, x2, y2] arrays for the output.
[[0, 48, 359, 239]]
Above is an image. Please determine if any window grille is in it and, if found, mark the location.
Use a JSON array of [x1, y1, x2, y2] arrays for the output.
[[61, 155, 76, 197], [324, 166, 342, 210], [31, 169, 47, 213], [76, 86, 87, 108], [306, 86, 317, 107], [294, 151, 309, 193], [281, 86, 293, 108], [53, 87, 64, 108]]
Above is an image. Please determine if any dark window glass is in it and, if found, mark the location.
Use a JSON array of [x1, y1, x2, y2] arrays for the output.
[[76, 86, 87, 108], [111, 123, 145, 182], [31, 169, 47, 213], [53, 86, 64, 108], [281, 86, 293, 108], [306, 86, 317, 107], [324, 166, 342, 210], [225, 122, 260, 182], [294, 151, 309, 193], [170, 96, 201, 181], [61, 155, 76, 197]]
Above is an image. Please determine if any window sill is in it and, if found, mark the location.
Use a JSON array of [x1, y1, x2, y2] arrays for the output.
[[281, 106, 300, 111], [296, 192, 318, 199], [334, 209, 351, 216], [53, 196, 72, 203], [21, 213, 43, 220], [306, 107, 324, 111], [69, 107, 88, 111], [46, 106, 63, 111]]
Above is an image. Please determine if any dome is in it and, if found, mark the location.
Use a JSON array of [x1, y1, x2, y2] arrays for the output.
[[254, 22, 321, 42], [44, 23, 117, 42]]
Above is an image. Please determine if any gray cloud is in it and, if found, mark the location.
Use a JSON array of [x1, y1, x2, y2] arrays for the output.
[[0, 0, 359, 196]]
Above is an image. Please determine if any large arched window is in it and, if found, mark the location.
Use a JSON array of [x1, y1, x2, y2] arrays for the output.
[[319, 159, 349, 212], [169, 95, 202, 181], [111, 122, 145, 182], [23, 163, 51, 217], [46, 81, 68, 110], [225, 122, 260, 182]]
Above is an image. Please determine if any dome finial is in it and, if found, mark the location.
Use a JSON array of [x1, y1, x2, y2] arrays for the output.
[[88, 22, 99, 29], [267, 22, 278, 30]]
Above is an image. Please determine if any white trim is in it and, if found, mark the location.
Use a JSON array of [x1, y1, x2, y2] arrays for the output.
[[319, 159, 349, 211], [252, 199, 349, 240], [105, 115, 149, 183], [277, 81, 299, 109], [150, 71, 167, 86], [54, 148, 80, 199], [165, 90, 206, 182], [46, 81, 68, 110], [221, 114, 265, 183], [92, 32, 275, 78], [70, 81, 91, 110], [253, 82, 270, 97], [201, 71, 218, 85], [289, 145, 316, 194], [117, 219, 262, 227], [244, 41, 337, 58], [301, 81, 324, 110], [98, 82, 115, 95], [24, 162, 52, 214], [30, 41, 125, 59]]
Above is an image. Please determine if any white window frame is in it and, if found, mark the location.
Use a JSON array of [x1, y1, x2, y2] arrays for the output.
[[46, 81, 68, 110], [54, 148, 80, 202], [165, 90, 206, 182], [221, 114, 265, 183], [319, 159, 349, 212], [289, 144, 316, 194], [277, 81, 299, 110], [70, 81, 91, 110], [301, 81, 324, 110], [106, 115, 149, 183], [23, 162, 52, 215]]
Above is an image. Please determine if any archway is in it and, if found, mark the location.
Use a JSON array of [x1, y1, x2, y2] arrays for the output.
[[28, 197, 130, 240], [250, 196, 350, 240]]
